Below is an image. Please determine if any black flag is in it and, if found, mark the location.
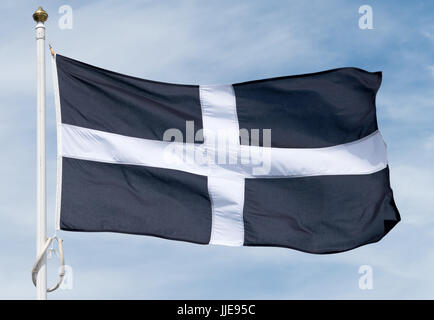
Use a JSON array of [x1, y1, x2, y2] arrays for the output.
[[53, 54, 400, 253]]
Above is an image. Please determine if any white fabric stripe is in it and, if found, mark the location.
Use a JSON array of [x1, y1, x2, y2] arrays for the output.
[[52, 54, 63, 231], [61, 124, 387, 178], [61, 123, 211, 176], [207, 176, 245, 246], [199, 85, 240, 145], [238, 130, 388, 177], [199, 85, 245, 246]]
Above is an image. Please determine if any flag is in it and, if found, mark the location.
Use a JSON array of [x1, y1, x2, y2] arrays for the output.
[[53, 54, 400, 253]]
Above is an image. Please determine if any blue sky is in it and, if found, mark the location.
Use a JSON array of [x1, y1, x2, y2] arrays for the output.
[[1, 0, 433, 299]]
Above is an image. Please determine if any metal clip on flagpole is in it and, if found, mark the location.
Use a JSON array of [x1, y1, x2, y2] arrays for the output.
[[32, 236, 65, 292], [49, 43, 55, 57]]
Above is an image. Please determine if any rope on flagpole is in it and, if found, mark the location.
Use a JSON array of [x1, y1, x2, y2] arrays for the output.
[[31, 236, 65, 292]]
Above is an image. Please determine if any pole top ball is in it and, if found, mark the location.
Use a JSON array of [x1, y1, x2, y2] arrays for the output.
[[33, 7, 48, 23]]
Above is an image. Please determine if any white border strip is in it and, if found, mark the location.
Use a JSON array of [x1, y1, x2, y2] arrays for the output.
[[51, 54, 63, 230]]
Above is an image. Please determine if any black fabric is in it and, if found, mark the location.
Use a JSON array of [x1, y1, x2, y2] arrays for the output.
[[56, 55, 203, 142], [60, 158, 212, 244], [243, 167, 400, 253], [56, 57, 400, 251], [233, 68, 381, 148]]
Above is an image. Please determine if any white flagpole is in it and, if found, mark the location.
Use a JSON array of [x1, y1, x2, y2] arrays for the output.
[[33, 6, 48, 300]]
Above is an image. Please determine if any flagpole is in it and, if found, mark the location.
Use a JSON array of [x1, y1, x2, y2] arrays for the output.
[[33, 6, 48, 300]]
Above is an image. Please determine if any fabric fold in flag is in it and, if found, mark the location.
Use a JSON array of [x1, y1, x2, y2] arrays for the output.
[[53, 54, 400, 254]]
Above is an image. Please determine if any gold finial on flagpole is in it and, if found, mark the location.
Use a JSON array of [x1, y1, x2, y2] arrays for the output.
[[33, 6, 48, 23]]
